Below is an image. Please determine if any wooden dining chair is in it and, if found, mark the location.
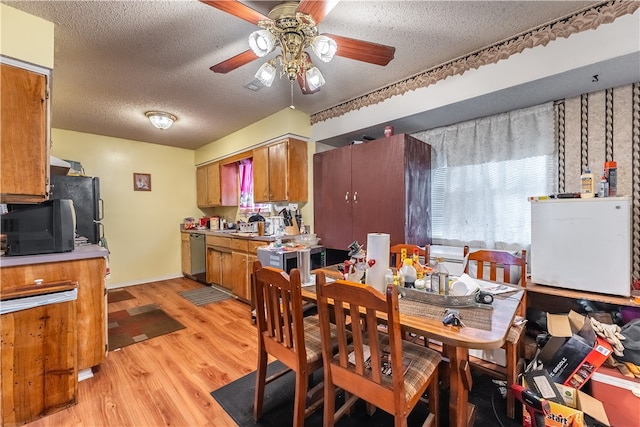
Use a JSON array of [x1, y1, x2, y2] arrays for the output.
[[316, 273, 441, 427], [463, 245, 527, 419], [389, 244, 429, 269], [252, 260, 329, 426]]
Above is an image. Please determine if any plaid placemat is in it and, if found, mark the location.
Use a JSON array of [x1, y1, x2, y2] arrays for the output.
[[399, 298, 493, 330]]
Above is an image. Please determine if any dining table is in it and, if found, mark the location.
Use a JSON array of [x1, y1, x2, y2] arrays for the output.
[[303, 266, 525, 427]]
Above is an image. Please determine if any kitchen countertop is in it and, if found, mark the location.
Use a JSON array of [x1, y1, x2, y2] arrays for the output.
[[181, 228, 298, 243], [0, 244, 109, 268]]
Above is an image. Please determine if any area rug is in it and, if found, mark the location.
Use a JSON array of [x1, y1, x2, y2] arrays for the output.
[[210, 360, 521, 427], [107, 288, 135, 303], [179, 285, 233, 306], [108, 304, 185, 351]]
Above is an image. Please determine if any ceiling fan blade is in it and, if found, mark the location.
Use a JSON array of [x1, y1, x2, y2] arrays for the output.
[[322, 33, 395, 66], [297, 73, 321, 95], [200, 0, 269, 25], [296, 0, 340, 25], [210, 50, 258, 74]]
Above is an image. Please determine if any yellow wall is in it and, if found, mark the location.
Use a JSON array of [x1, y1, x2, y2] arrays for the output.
[[194, 107, 311, 164], [0, 4, 54, 68], [51, 129, 199, 286]]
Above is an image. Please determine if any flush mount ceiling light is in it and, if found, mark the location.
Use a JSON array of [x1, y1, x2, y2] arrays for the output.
[[203, 1, 395, 96], [145, 111, 176, 130]]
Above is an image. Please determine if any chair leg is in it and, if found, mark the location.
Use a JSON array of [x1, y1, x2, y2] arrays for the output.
[[505, 341, 518, 419], [294, 369, 308, 427], [428, 368, 439, 427], [323, 372, 336, 427], [253, 347, 268, 421]]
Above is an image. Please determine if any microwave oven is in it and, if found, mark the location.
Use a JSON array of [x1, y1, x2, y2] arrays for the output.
[[257, 245, 326, 273]]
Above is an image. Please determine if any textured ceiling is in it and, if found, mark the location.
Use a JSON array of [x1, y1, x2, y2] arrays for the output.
[[3, 0, 600, 150]]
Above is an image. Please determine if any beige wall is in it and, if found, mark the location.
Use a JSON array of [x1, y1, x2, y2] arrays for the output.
[[51, 129, 199, 286], [194, 108, 310, 164], [0, 4, 54, 68]]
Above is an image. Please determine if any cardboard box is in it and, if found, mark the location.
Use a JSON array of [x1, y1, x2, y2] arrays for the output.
[[523, 371, 610, 427], [540, 311, 613, 389], [590, 366, 640, 427]]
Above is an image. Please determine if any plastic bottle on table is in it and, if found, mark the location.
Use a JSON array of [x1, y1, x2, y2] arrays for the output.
[[432, 257, 450, 295], [400, 258, 417, 288]]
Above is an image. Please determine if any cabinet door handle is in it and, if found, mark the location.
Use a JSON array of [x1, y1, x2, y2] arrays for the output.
[[345, 191, 350, 203], [353, 192, 358, 203]]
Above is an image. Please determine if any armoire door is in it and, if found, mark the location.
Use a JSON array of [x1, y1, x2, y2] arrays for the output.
[[350, 137, 406, 246], [313, 147, 353, 250]]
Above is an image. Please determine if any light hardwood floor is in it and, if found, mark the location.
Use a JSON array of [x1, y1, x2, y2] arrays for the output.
[[26, 277, 260, 427]]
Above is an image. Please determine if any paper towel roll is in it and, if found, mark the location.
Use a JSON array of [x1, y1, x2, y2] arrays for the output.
[[365, 233, 390, 293]]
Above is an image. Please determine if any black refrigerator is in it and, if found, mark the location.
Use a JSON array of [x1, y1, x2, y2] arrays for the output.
[[49, 175, 103, 244]]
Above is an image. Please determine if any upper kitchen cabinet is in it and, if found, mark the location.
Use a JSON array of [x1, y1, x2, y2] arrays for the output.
[[1, 59, 51, 203], [314, 134, 432, 250], [253, 137, 308, 203], [196, 161, 238, 208]]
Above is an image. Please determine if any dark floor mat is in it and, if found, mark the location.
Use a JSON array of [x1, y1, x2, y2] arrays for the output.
[[211, 360, 521, 427]]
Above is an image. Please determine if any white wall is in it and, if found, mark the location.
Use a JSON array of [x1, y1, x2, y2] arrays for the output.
[[311, 11, 640, 142]]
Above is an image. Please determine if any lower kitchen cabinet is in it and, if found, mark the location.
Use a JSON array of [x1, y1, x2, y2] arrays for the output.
[[181, 232, 191, 276], [230, 239, 267, 302], [206, 235, 232, 290], [0, 255, 107, 372], [1, 281, 78, 426], [206, 235, 266, 302]]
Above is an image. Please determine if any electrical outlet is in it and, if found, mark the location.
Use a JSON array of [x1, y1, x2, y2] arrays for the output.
[[288, 203, 298, 211]]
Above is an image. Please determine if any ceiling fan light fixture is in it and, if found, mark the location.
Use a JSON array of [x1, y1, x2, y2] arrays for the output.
[[305, 66, 325, 91], [255, 61, 277, 87], [145, 111, 176, 130], [248, 30, 275, 57], [311, 35, 337, 62]]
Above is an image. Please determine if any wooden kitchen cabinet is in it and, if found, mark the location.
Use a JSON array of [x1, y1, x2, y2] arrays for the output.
[[196, 162, 238, 208], [229, 239, 267, 302], [181, 232, 191, 276], [1, 59, 51, 203], [206, 235, 232, 289], [253, 138, 308, 203], [0, 256, 107, 371], [1, 281, 78, 426], [313, 133, 432, 250]]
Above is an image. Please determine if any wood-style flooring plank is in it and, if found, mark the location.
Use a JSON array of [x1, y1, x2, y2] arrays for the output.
[[23, 277, 258, 427]]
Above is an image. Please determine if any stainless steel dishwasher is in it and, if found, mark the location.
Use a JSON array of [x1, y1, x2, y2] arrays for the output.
[[189, 233, 206, 283]]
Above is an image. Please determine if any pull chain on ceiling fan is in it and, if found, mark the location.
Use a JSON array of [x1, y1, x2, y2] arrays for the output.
[[201, 0, 396, 95]]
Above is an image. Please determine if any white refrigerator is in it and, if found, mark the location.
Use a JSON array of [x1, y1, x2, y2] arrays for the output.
[[530, 196, 631, 297]]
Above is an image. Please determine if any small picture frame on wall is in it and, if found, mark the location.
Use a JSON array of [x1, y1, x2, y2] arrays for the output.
[[133, 173, 151, 191]]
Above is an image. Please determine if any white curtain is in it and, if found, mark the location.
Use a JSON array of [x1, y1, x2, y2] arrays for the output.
[[413, 103, 557, 251]]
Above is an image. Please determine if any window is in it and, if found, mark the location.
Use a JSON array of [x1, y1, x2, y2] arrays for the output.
[[414, 103, 556, 251], [238, 159, 253, 209]]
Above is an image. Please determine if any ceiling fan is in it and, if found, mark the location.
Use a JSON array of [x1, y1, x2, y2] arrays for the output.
[[200, 0, 396, 94]]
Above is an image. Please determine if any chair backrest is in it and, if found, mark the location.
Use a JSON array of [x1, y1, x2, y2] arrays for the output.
[[462, 246, 527, 287], [315, 273, 407, 411], [463, 246, 527, 316], [253, 260, 307, 366], [389, 244, 430, 269]]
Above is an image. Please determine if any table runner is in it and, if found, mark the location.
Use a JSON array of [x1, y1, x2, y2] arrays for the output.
[[307, 283, 519, 331], [399, 297, 492, 330]]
